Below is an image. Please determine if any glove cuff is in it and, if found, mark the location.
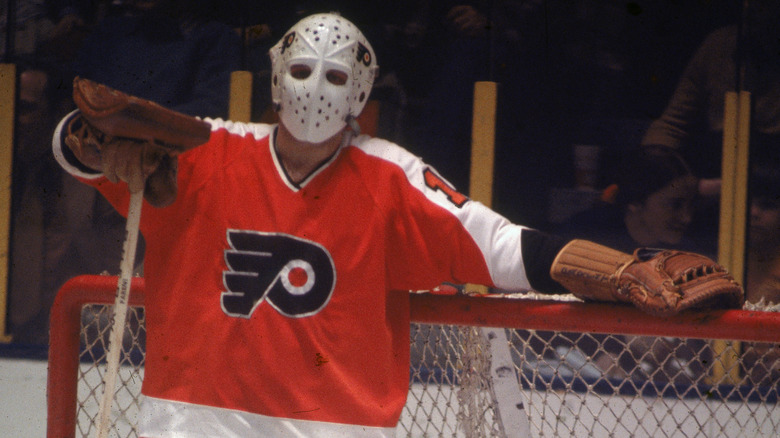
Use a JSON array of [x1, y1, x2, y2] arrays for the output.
[[550, 239, 634, 303], [53, 110, 104, 177]]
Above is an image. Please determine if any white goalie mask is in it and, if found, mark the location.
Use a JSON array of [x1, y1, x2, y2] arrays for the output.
[[270, 13, 379, 143]]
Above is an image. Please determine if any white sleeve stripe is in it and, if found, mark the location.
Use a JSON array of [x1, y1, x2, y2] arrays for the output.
[[53, 116, 274, 181], [352, 136, 532, 291], [52, 110, 104, 180], [204, 117, 274, 139]]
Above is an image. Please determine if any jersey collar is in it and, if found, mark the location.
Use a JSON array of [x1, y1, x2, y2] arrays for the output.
[[269, 125, 346, 191]]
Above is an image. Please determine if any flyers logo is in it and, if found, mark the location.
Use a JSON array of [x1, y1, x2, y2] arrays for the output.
[[356, 42, 372, 66], [280, 31, 296, 54], [222, 230, 336, 318]]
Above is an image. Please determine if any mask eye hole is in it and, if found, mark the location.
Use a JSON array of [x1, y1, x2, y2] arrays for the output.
[[326, 70, 348, 86], [290, 64, 312, 80]]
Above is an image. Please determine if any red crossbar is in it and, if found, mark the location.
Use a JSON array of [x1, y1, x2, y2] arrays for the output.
[[47, 276, 780, 437]]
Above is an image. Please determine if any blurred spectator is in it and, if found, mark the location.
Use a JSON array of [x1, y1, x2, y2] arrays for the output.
[[8, 59, 70, 344], [740, 152, 780, 386], [58, 0, 241, 272], [223, 1, 297, 122], [640, 3, 780, 384], [5, 0, 241, 344], [642, 1, 780, 178], [37, 0, 99, 64], [640, 0, 780, 253], [554, 147, 706, 385], [745, 155, 780, 306], [68, 0, 241, 118], [378, 0, 556, 229], [0, 0, 95, 62], [407, 1, 494, 192], [555, 146, 703, 255], [9, 58, 128, 345], [2, 1, 67, 58], [402, 1, 544, 184]]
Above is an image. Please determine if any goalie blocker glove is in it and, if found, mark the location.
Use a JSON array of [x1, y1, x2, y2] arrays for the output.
[[60, 77, 212, 207], [71, 76, 211, 150], [550, 239, 744, 317]]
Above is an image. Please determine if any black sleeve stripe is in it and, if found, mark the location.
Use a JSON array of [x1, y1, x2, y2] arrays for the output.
[[521, 229, 570, 294]]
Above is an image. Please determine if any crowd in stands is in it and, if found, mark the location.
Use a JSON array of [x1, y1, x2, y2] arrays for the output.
[[2, 1, 777, 385]]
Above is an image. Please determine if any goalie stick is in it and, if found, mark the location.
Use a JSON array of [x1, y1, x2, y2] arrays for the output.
[[66, 77, 209, 438], [95, 190, 143, 438]]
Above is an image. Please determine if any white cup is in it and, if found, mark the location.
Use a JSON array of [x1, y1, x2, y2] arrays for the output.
[[573, 144, 600, 188]]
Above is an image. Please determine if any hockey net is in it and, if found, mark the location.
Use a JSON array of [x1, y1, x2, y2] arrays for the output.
[[48, 275, 780, 438]]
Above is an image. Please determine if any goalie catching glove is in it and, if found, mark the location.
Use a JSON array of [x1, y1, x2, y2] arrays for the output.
[[550, 239, 744, 317], [63, 77, 212, 207]]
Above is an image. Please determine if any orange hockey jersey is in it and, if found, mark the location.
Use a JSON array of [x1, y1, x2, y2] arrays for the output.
[[54, 116, 532, 437]]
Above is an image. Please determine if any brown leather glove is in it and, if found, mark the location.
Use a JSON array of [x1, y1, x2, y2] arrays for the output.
[[550, 239, 745, 317], [63, 77, 211, 207], [63, 112, 177, 207]]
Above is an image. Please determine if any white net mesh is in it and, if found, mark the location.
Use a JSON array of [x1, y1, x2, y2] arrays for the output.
[[403, 322, 779, 438], [510, 330, 778, 437], [60, 295, 780, 438], [76, 304, 145, 438], [401, 325, 503, 437]]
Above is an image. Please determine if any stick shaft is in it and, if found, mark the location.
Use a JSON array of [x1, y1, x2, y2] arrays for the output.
[[96, 190, 144, 438]]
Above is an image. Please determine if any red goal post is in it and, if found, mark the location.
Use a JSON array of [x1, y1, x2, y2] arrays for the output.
[[48, 275, 780, 438], [48, 276, 145, 438]]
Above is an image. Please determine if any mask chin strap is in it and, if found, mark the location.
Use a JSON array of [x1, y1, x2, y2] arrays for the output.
[[341, 115, 361, 148]]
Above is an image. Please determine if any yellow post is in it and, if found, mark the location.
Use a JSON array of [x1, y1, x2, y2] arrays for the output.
[[469, 81, 498, 206], [229, 71, 253, 122], [718, 91, 751, 280], [0, 63, 16, 342], [466, 81, 498, 295], [712, 90, 751, 385]]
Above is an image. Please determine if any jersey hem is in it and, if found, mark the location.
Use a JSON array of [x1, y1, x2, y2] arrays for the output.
[[139, 396, 397, 438]]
